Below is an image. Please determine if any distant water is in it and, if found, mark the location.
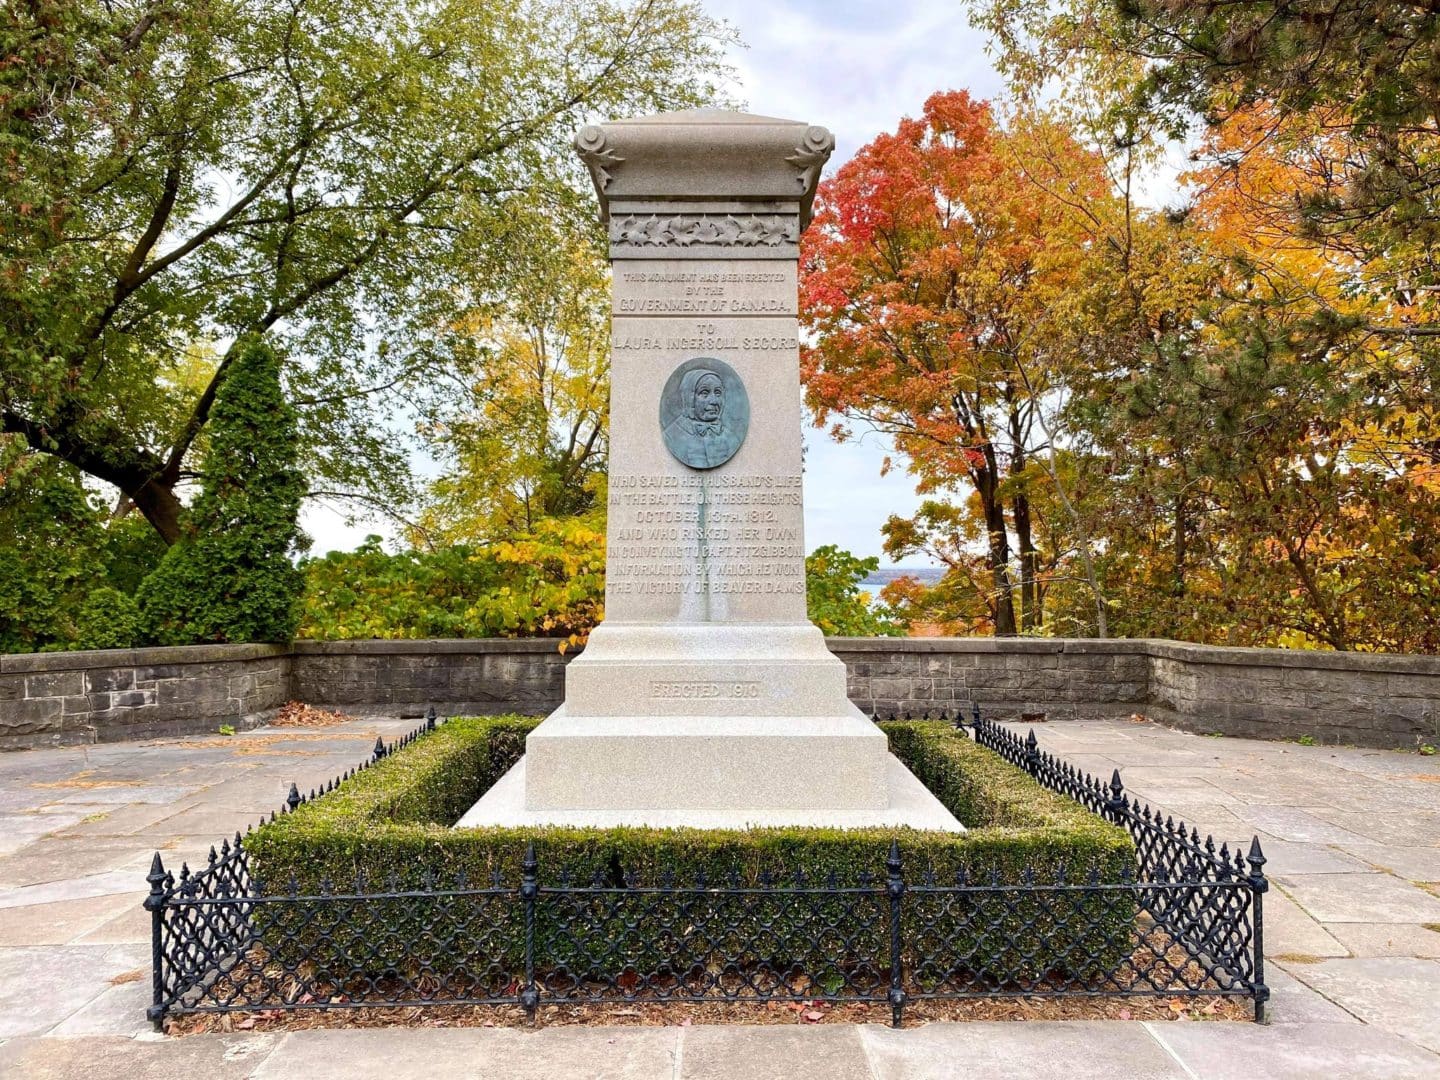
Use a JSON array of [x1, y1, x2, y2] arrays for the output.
[[859, 567, 944, 592]]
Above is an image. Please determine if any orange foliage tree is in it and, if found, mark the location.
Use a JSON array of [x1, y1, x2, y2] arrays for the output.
[[800, 91, 1133, 635]]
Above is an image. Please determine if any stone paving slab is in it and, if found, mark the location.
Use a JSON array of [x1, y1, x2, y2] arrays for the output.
[[0, 717, 1438, 1076], [1264, 963, 1362, 1025], [249, 1026, 683, 1080], [0, 869, 140, 910], [1273, 872, 1440, 925], [0, 1032, 277, 1079], [858, 1021, 1187, 1079], [0, 894, 136, 947], [1309, 810, 1440, 849], [682, 1025, 867, 1080], [0, 944, 147, 1038], [1325, 923, 1440, 959], [1294, 957, 1440, 1054], [5, 1021, 1435, 1080], [1241, 807, 1374, 846], [1262, 888, 1349, 958], [1239, 840, 1369, 876], [1148, 1020, 1440, 1080], [1341, 844, 1440, 883]]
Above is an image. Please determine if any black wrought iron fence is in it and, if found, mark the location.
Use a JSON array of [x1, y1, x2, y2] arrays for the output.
[[144, 708, 1268, 1029]]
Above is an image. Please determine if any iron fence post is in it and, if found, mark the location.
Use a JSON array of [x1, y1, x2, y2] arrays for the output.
[[1247, 836, 1270, 1023], [1024, 728, 1041, 777], [143, 852, 168, 1031], [520, 841, 539, 1025], [886, 839, 906, 1028], [1106, 769, 1126, 826]]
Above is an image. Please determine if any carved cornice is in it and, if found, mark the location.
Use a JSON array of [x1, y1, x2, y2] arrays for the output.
[[785, 126, 835, 196], [609, 213, 798, 249], [575, 125, 624, 191]]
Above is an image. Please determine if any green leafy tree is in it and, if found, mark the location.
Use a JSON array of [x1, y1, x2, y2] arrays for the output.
[[0, 442, 164, 651], [804, 545, 907, 637], [298, 522, 605, 647], [416, 209, 610, 545], [137, 338, 307, 644], [2, 0, 733, 544]]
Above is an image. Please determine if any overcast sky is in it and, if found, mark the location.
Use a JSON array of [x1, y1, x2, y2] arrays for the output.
[[302, 0, 1004, 562]]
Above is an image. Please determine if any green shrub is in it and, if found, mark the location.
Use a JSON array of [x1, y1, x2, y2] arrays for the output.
[[0, 441, 165, 654], [245, 718, 1135, 985], [804, 545, 907, 636], [70, 587, 143, 650], [296, 523, 605, 646], [137, 337, 307, 645]]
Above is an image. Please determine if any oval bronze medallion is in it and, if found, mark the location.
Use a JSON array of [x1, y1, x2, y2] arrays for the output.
[[658, 357, 749, 470]]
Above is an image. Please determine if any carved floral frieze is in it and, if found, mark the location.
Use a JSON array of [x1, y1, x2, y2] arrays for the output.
[[608, 213, 798, 248]]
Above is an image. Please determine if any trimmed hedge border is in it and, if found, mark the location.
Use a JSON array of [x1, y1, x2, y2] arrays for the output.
[[148, 714, 1270, 1027], [245, 715, 1134, 889], [241, 717, 1136, 980]]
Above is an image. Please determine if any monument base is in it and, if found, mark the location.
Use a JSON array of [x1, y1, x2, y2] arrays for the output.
[[456, 752, 965, 832], [522, 705, 892, 811]]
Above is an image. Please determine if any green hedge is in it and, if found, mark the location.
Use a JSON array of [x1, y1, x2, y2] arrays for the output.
[[243, 717, 1136, 984]]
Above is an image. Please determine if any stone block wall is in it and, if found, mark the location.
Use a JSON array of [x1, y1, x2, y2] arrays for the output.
[[4, 637, 1438, 751], [831, 638, 1150, 722], [290, 639, 570, 718], [1144, 640, 1440, 748], [0, 644, 290, 750]]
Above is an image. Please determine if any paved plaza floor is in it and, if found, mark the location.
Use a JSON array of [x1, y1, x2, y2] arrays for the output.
[[0, 715, 1437, 1078]]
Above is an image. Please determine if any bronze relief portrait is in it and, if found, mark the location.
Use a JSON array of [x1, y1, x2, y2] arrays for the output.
[[658, 357, 749, 470]]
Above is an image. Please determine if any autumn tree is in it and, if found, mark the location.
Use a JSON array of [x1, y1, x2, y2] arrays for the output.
[[1, 0, 732, 544], [1064, 104, 1440, 651], [800, 91, 1126, 635], [415, 207, 610, 546]]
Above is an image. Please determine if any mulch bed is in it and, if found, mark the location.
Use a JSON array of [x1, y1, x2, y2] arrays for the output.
[[165, 993, 1248, 1034]]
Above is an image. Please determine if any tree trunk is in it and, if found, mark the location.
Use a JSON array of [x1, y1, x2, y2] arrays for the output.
[[1013, 489, 1040, 632], [130, 477, 184, 545], [1173, 492, 1187, 597], [975, 460, 1018, 636]]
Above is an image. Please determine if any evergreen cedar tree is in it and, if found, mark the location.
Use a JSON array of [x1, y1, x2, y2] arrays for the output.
[[138, 338, 307, 645]]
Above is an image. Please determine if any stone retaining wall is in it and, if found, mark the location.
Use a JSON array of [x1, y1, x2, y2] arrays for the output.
[[4, 637, 1438, 751], [290, 640, 570, 719], [0, 644, 290, 750]]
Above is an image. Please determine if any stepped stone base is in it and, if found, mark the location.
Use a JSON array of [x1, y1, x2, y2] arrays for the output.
[[456, 753, 964, 831], [465, 621, 965, 831], [522, 707, 889, 811]]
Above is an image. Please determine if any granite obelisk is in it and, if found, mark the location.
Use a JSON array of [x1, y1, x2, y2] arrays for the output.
[[459, 110, 960, 831]]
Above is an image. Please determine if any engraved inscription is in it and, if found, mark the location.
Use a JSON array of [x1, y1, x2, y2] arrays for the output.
[[650, 681, 761, 700], [607, 474, 806, 601], [615, 269, 792, 314], [616, 333, 794, 352]]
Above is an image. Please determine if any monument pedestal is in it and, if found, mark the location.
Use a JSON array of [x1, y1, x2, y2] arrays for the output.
[[458, 109, 963, 834]]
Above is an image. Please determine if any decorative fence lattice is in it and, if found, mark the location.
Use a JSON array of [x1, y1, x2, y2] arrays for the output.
[[144, 709, 1268, 1028]]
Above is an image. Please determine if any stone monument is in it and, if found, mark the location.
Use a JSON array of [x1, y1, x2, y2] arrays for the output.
[[459, 110, 960, 831]]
